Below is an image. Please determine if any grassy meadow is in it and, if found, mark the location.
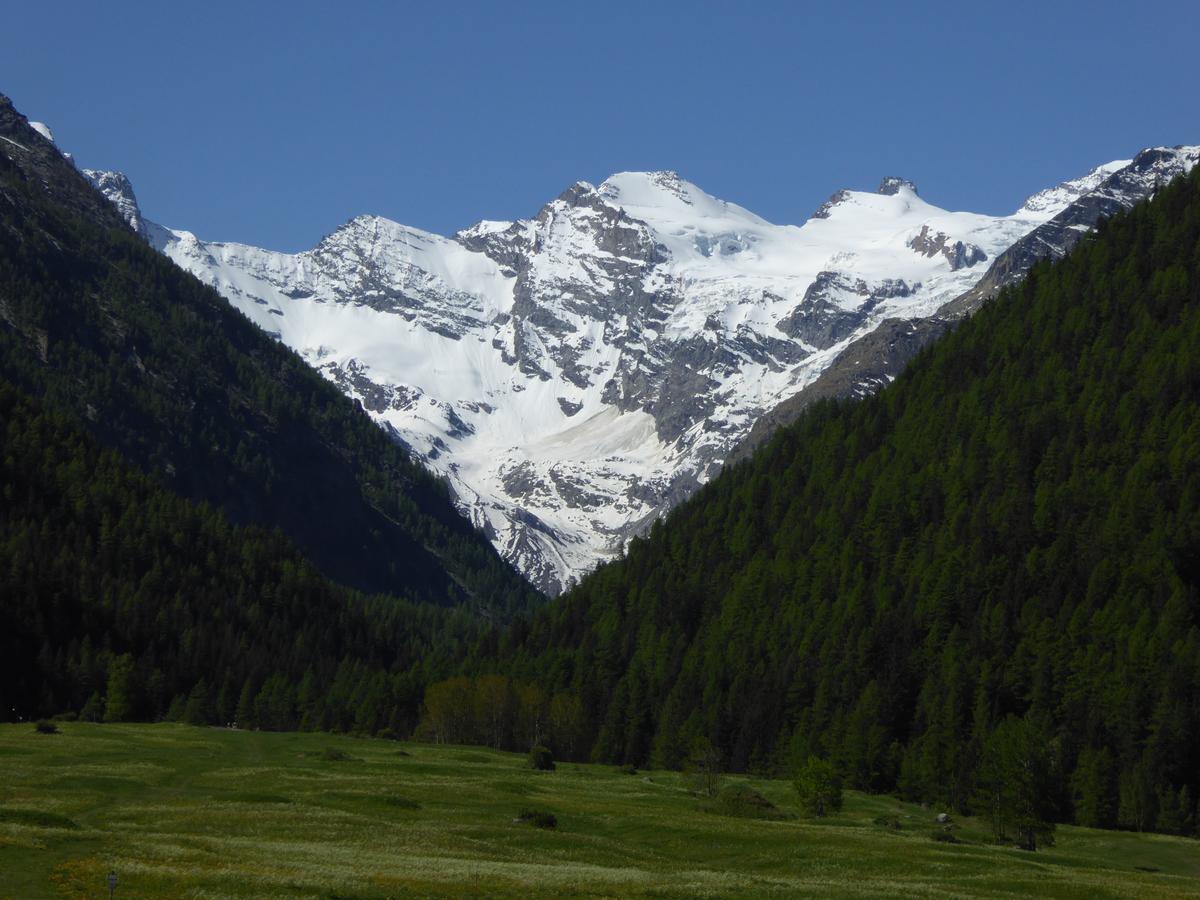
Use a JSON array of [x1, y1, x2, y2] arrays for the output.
[[0, 723, 1197, 898]]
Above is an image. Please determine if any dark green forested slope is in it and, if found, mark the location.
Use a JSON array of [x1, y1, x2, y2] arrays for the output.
[[483, 169, 1200, 833], [0, 93, 536, 616], [0, 378, 479, 728]]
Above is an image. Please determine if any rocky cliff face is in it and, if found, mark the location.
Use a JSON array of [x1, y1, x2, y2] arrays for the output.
[[77, 149, 1194, 593]]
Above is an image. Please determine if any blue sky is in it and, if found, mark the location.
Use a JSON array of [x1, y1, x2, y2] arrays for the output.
[[4, 1, 1197, 250]]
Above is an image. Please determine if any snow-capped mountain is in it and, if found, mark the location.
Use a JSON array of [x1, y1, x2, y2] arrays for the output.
[[78, 149, 1197, 593]]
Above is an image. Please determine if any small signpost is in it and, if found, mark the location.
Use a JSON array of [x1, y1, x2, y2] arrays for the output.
[[107, 870, 118, 898]]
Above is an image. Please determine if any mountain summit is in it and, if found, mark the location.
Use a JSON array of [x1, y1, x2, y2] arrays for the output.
[[877, 176, 918, 195]]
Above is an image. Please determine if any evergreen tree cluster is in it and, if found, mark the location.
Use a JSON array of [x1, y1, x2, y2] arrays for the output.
[[481, 169, 1200, 836], [0, 379, 476, 728]]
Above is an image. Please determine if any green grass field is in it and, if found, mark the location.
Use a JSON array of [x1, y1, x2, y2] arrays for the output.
[[0, 724, 1196, 898]]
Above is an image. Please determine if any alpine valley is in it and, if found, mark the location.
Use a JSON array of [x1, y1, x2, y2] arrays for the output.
[[5, 64, 1200, 895], [76, 145, 1199, 594]]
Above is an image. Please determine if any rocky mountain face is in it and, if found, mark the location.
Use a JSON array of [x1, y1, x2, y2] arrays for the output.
[[735, 146, 1200, 460], [75, 146, 1196, 593]]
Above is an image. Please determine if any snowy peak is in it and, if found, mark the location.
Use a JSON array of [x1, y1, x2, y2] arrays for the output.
[[808, 185, 933, 225], [598, 170, 699, 210], [877, 176, 918, 196], [599, 170, 768, 228], [813, 176, 920, 219]]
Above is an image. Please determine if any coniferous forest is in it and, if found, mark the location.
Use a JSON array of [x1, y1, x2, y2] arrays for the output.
[[0, 379, 477, 731], [473, 168, 1200, 835]]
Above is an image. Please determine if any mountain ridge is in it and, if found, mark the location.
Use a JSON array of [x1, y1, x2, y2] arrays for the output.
[[69, 119, 1196, 592]]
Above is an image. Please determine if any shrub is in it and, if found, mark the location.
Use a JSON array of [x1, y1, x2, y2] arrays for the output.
[[515, 808, 557, 829], [873, 814, 903, 830], [528, 745, 555, 771], [34, 720, 59, 734], [619, 764, 638, 776], [79, 692, 104, 722], [931, 830, 959, 843], [793, 756, 843, 818]]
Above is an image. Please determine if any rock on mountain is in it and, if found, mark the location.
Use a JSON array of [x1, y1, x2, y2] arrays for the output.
[[80, 168, 150, 240], [78, 152, 1192, 594]]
